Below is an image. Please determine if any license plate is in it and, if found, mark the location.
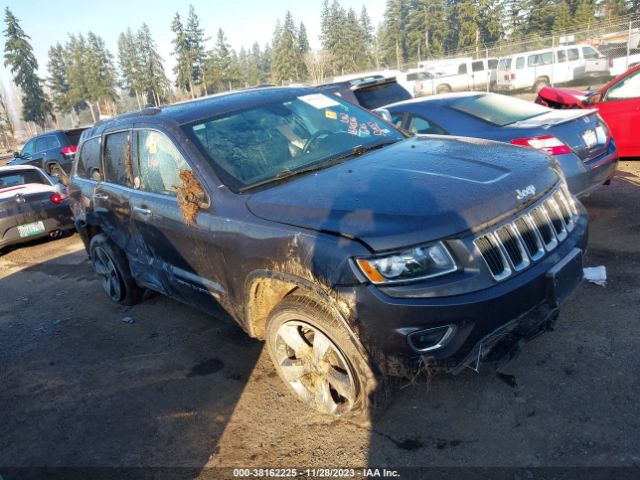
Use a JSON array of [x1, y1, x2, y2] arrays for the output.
[[582, 129, 597, 148], [546, 248, 583, 307], [17, 220, 46, 238]]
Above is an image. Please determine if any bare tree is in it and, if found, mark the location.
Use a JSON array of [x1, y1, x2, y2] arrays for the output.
[[303, 50, 333, 85]]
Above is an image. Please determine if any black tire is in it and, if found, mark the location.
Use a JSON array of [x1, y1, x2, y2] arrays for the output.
[[265, 293, 393, 424], [436, 84, 452, 94], [533, 78, 549, 93], [89, 234, 143, 306]]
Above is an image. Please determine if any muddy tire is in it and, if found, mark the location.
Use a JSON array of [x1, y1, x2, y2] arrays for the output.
[[265, 293, 393, 424], [89, 234, 142, 306]]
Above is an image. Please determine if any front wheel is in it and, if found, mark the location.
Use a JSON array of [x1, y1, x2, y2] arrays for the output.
[[533, 78, 550, 93], [265, 294, 392, 422]]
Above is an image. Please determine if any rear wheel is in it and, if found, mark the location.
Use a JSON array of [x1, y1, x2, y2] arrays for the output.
[[89, 234, 142, 306], [48, 164, 68, 184], [265, 294, 392, 423], [436, 84, 452, 94]]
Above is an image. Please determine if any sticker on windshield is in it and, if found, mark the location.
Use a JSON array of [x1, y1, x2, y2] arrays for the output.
[[325, 110, 337, 120], [340, 113, 350, 123], [299, 93, 340, 109]]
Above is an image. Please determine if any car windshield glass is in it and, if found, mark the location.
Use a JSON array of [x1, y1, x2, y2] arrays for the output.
[[0, 170, 48, 189], [451, 93, 549, 126], [183, 92, 404, 191], [353, 83, 412, 109]]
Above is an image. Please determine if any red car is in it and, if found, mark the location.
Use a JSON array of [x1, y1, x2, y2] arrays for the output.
[[536, 65, 640, 157]]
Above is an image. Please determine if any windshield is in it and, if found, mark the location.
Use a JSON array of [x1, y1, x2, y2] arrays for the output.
[[451, 93, 549, 126], [353, 82, 412, 109], [184, 92, 404, 191]]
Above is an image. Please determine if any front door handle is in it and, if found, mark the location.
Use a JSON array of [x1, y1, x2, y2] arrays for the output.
[[94, 193, 109, 200], [133, 206, 152, 216]]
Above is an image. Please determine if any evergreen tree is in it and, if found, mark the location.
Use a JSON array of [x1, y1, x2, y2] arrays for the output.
[[406, 0, 450, 61], [298, 22, 310, 55], [525, 0, 557, 37], [171, 12, 195, 97], [360, 5, 376, 67], [137, 23, 171, 105], [271, 12, 303, 84], [601, 0, 629, 20], [84, 32, 118, 116], [553, 1, 574, 34], [573, 0, 597, 30], [206, 28, 241, 92], [380, 0, 409, 69], [260, 42, 273, 82], [117, 29, 144, 108], [3, 7, 52, 127], [47, 43, 72, 113], [185, 5, 208, 94]]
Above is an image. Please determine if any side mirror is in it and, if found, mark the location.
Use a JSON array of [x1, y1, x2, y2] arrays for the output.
[[13, 151, 20, 158], [586, 93, 602, 105], [373, 108, 393, 123]]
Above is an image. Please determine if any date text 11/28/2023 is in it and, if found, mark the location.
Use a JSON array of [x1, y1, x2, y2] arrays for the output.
[[232, 468, 401, 478]]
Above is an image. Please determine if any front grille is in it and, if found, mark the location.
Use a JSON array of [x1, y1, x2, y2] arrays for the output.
[[474, 184, 578, 281]]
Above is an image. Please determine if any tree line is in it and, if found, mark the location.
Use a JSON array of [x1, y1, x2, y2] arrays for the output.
[[2, 0, 639, 138]]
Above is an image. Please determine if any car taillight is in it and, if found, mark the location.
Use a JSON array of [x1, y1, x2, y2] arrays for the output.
[[50, 193, 63, 204], [510, 73, 516, 80], [511, 135, 572, 155], [61, 145, 77, 155], [609, 58, 614, 68]]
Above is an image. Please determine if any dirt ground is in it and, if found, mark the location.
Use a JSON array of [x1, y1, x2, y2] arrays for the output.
[[1, 161, 639, 478]]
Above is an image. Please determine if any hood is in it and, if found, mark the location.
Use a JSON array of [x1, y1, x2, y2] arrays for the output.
[[246, 136, 559, 251], [537, 86, 588, 108]]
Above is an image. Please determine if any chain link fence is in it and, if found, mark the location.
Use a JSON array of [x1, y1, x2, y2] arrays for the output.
[[335, 13, 640, 97]]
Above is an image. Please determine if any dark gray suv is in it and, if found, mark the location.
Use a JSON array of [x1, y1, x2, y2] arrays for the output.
[[69, 87, 587, 421]]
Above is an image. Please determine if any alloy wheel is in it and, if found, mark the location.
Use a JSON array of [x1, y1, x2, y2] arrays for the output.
[[93, 247, 122, 302]]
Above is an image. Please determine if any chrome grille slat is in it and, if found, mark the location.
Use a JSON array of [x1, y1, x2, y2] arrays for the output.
[[474, 185, 577, 281]]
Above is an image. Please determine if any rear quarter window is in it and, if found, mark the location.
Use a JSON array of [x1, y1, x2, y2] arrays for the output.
[[75, 137, 103, 181], [451, 93, 549, 126], [497, 58, 512, 70], [516, 57, 525, 69]]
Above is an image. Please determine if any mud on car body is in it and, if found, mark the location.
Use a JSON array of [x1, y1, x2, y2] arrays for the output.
[[69, 87, 587, 420]]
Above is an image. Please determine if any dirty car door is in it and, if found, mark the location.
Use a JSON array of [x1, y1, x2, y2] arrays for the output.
[[128, 128, 224, 312], [93, 130, 135, 252]]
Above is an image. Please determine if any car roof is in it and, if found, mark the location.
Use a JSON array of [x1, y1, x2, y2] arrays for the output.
[[385, 91, 486, 109], [0, 165, 43, 172], [500, 44, 594, 59], [85, 86, 318, 136]]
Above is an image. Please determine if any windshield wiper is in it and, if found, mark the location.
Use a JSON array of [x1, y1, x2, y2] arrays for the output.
[[239, 138, 400, 192]]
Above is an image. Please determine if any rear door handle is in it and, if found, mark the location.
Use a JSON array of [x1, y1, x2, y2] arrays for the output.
[[133, 206, 152, 216], [94, 193, 109, 200]]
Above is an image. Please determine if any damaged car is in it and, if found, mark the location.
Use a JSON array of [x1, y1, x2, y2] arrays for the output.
[[69, 87, 587, 421]]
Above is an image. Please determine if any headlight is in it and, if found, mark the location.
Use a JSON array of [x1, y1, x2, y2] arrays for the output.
[[355, 241, 458, 285]]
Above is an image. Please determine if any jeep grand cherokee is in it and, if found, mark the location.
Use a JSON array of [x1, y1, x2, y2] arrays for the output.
[[69, 87, 586, 421]]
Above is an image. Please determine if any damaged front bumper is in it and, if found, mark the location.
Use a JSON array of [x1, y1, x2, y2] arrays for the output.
[[338, 216, 587, 378]]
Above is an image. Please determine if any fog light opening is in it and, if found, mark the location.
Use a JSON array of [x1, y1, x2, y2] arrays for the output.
[[408, 325, 456, 353]]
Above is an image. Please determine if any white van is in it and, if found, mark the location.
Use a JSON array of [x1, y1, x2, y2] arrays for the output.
[[496, 44, 607, 92]]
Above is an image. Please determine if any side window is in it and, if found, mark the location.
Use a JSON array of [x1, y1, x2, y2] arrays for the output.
[[605, 70, 640, 101], [35, 137, 47, 153], [390, 113, 404, 128], [458, 63, 468, 74], [46, 136, 61, 150], [472, 61, 484, 72], [21, 139, 35, 156], [568, 49, 579, 61], [103, 131, 133, 187], [75, 137, 102, 181], [488, 59, 498, 69], [406, 73, 418, 81], [516, 57, 525, 69], [582, 47, 599, 60], [527, 55, 538, 67], [408, 115, 447, 135], [137, 130, 191, 197], [540, 52, 553, 65], [557, 50, 567, 63]]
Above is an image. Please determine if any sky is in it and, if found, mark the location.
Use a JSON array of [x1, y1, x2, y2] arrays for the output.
[[0, 0, 387, 90]]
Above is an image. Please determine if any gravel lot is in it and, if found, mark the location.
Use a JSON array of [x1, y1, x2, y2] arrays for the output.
[[0, 161, 639, 477]]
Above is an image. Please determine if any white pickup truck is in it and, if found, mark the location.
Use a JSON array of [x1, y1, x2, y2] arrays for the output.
[[414, 58, 498, 96]]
